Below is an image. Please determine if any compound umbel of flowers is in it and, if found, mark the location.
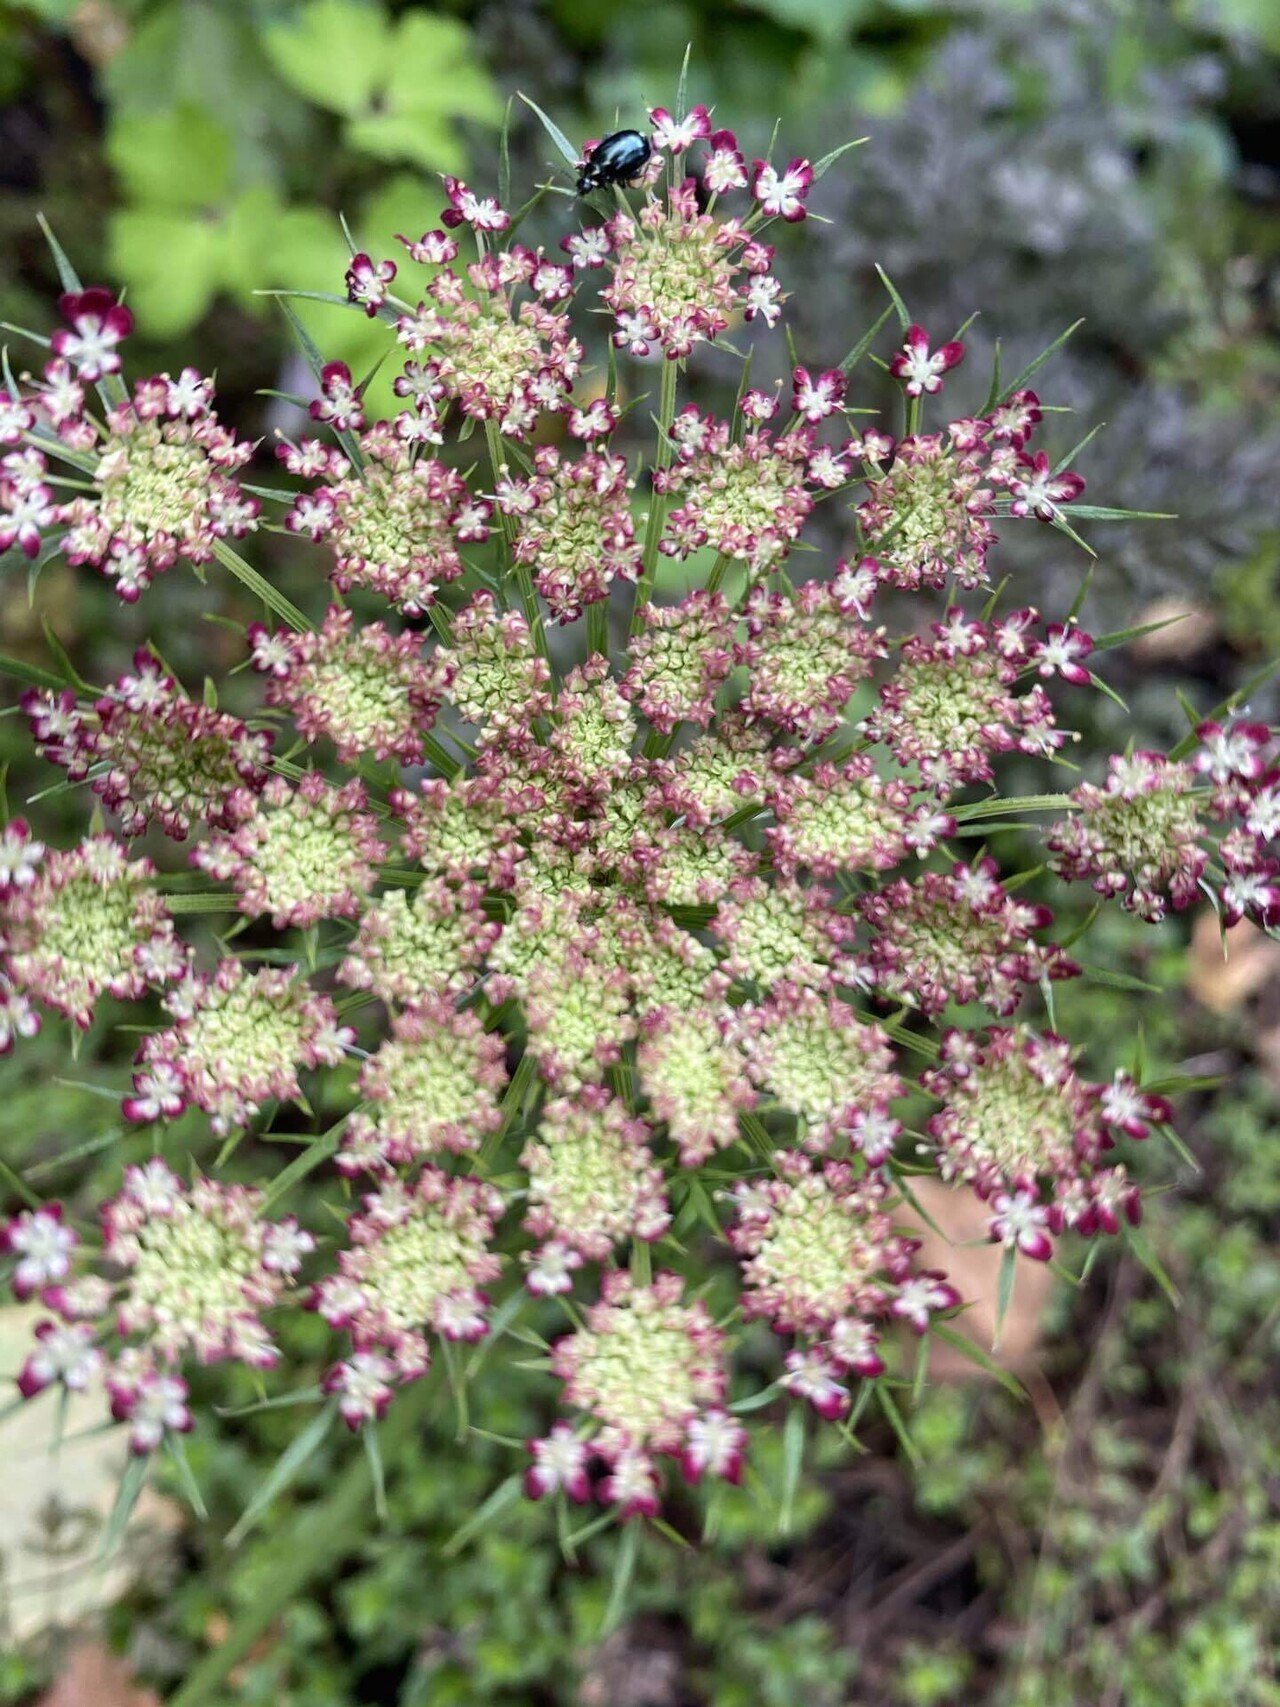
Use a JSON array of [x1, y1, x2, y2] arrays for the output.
[[0, 94, 1272, 1533]]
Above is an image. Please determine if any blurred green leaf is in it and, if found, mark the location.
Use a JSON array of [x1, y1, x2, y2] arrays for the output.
[[388, 13, 504, 127], [7, 0, 80, 21], [265, 2, 499, 168], [219, 186, 338, 302], [108, 209, 222, 335], [1201, 0, 1280, 53], [346, 109, 463, 170], [739, 0, 873, 46], [109, 178, 352, 339], [104, 3, 311, 182], [106, 103, 233, 209], [262, 0, 393, 118]]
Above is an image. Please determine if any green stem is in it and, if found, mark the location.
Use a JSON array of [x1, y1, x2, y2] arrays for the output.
[[629, 358, 679, 636], [213, 541, 310, 633], [642, 726, 680, 761], [737, 1111, 777, 1166], [425, 602, 455, 647], [586, 598, 609, 660], [169, 1380, 435, 1707], [482, 1048, 538, 1166], [421, 730, 464, 781], [484, 420, 550, 669], [704, 552, 732, 598]]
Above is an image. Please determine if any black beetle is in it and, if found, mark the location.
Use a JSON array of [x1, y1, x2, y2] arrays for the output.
[[576, 129, 652, 197]]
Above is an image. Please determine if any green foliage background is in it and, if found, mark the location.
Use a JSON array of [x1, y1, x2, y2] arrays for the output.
[[0, 0, 1277, 1702]]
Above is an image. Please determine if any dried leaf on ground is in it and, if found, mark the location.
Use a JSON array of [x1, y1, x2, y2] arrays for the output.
[[1187, 913, 1280, 1014], [1128, 597, 1217, 663], [900, 1179, 1054, 1379], [37, 1643, 160, 1707], [0, 1306, 183, 1645]]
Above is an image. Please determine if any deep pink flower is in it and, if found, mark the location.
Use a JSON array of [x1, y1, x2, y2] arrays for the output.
[[106, 1353, 193, 1454], [1100, 1073, 1173, 1140], [310, 362, 364, 433], [325, 1352, 405, 1429], [440, 175, 509, 232], [649, 104, 712, 153], [1034, 623, 1094, 685], [681, 1409, 746, 1485], [561, 227, 612, 270], [987, 388, 1041, 446], [0, 818, 44, 895], [0, 465, 56, 558], [704, 129, 747, 193], [397, 229, 459, 264], [345, 252, 397, 317], [1006, 450, 1086, 520], [890, 1272, 961, 1333], [889, 324, 965, 397], [1194, 720, 1272, 786], [782, 1349, 849, 1420], [828, 1319, 885, 1380], [988, 1190, 1054, 1261], [3, 1204, 76, 1300], [525, 1425, 592, 1502], [751, 157, 813, 221], [51, 287, 133, 381], [791, 365, 845, 423], [17, 1319, 102, 1399], [0, 388, 34, 445]]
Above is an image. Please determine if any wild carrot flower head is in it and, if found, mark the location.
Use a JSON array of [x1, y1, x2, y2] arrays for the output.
[[394, 231, 581, 437], [498, 446, 641, 623], [583, 124, 787, 359], [338, 875, 499, 1005], [340, 998, 507, 1173], [1, 93, 1269, 1527], [657, 414, 818, 574], [140, 962, 351, 1134], [441, 591, 552, 732], [622, 592, 736, 731], [737, 579, 886, 741], [250, 605, 447, 765], [864, 617, 1062, 790], [923, 1027, 1142, 1255], [1, 837, 179, 1028], [102, 1162, 312, 1366], [25, 652, 273, 841], [521, 1087, 670, 1266], [858, 432, 995, 591], [549, 1270, 727, 1487], [854, 860, 1078, 1016], [288, 429, 479, 614], [1046, 751, 1211, 920], [313, 1169, 503, 1375], [55, 371, 257, 600], [192, 773, 385, 929], [766, 759, 916, 877], [729, 1155, 941, 1341], [736, 983, 903, 1152], [714, 875, 843, 991], [635, 1005, 757, 1166]]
